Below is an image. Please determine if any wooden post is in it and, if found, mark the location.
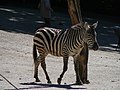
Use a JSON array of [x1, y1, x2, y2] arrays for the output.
[[67, 0, 90, 84], [67, 0, 82, 25]]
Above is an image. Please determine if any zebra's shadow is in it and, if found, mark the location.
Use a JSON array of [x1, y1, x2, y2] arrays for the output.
[[19, 82, 87, 90]]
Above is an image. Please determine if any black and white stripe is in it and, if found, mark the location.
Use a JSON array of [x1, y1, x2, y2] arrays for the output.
[[33, 21, 99, 84]]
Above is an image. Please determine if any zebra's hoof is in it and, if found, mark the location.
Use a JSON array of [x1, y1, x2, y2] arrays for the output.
[[83, 80, 90, 84], [35, 79, 41, 82], [57, 78, 61, 85], [75, 81, 83, 85], [47, 81, 52, 84]]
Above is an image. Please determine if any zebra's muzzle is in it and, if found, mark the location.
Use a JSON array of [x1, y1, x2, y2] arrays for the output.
[[92, 42, 99, 51], [89, 42, 99, 50]]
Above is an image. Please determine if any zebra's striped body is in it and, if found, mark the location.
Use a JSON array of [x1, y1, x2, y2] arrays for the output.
[[34, 26, 85, 57], [33, 22, 99, 84]]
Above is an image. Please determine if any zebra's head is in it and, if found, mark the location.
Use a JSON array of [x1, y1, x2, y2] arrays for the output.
[[83, 21, 99, 50]]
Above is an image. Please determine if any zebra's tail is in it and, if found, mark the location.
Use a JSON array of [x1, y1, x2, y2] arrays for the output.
[[33, 44, 37, 63]]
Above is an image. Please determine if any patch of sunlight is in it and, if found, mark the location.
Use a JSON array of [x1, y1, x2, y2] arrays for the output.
[[35, 21, 44, 24], [85, 17, 94, 20], [9, 17, 18, 22], [113, 26, 120, 28], [0, 8, 18, 13]]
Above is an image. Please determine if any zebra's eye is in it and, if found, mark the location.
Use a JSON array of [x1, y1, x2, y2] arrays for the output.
[[87, 29, 96, 36]]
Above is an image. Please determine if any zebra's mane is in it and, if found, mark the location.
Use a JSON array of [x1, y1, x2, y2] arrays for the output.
[[66, 23, 85, 33], [63, 23, 86, 43]]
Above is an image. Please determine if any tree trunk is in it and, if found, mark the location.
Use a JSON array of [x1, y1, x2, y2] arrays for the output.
[[67, 0, 82, 25], [67, 0, 90, 84]]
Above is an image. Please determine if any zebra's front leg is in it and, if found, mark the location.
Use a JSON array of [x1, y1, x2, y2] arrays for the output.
[[57, 57, 68, 84], [79, 44, 90, 84], [41, 60, 52, 84], [74, 57, 83, 85]]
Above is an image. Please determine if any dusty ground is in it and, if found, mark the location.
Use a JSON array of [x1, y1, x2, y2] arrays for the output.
[[0, 29, 120, 90], [0, 6, 120, 90]]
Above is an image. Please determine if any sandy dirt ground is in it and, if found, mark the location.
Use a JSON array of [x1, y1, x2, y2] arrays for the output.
[[0, 6, 120, 90], [0, 28, 120, 90]]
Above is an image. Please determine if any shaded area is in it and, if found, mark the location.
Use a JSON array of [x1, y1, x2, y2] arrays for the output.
[[0, 0, 120, 16], [4, 82, 87, 90], [0, 0, 40, 9], [0, 6, 41, 34], [0, 6, 70, 34], [19, 82, 86, 90]]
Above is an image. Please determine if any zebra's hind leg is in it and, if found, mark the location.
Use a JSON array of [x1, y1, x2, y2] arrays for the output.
[[41, 57, 51, 84], [57, 57, 68, 84], [34, 56, 41, 82]]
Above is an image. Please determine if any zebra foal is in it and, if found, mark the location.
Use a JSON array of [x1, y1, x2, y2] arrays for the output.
[[33, 21, 99, 85]]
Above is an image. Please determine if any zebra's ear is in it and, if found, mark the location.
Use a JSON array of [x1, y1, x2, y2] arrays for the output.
[[84, 22, 88, 27], [91, 21, 98, 29], [84, 22, 90, 30]]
